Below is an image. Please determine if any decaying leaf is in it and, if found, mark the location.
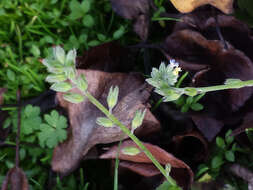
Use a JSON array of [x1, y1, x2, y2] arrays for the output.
[[162, 27, 253, 140], [52, 70, 160, 174], [76, 42, 134, 72], [170, 0, 234, 14], [110, 0, 150, 40], [172, 130, 209, 163], [1, 167, 29, 190], [100, 140, 194, 190]]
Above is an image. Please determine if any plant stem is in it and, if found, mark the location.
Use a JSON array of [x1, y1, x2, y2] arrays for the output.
[[84, 92, 177, 186], [185, 80, 253, 94], [15, 90, 21, 167]]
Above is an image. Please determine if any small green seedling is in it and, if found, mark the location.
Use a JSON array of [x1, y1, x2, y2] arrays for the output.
[[196, 130, 237, 181]]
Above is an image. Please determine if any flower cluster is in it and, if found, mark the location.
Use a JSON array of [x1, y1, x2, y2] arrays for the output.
[[146, 60, 183, 102]]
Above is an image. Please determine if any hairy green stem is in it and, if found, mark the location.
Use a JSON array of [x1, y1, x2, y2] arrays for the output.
[[84, 92, 177, 186], [185, 80, 253, 94]]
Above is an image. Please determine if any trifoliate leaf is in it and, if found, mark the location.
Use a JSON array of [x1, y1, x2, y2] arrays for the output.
[[53, 46, 65, 64], [96, 117, 114, 128], [76, 74, 88, 92], [121, 146, 141, 156], [63, 93, 85, 103], [50, 82, 72, 92], [107, 86, 119, 112], [46, 74, 67, 83]]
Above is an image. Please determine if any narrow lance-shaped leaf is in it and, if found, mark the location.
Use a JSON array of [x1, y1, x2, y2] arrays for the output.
[[107, 86, 119, 113], [66, 49, 77, 67], [131, 109, 146, 133], [65, 67, 76, 82], [76, 74, 88, 92], [50, 82, 72, 92], [63, 93, 85, 103], [53, 46, 65, 64], [96, 117, 115, 128], [42, 59, 64, 74], [121, 146, 141, 156], [46, 74, 67, 83]]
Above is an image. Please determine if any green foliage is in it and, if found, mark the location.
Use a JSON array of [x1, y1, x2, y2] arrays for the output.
[[235, 0, 253, 27], [196, 130, 236, 181], [0, 105, 71, 188], [38, 110, 67, 148], [156, 181, 182, 190], [0, 0, 129, 103]]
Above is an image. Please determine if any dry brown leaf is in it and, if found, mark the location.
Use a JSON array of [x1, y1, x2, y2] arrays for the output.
[[170, 0, 234, 14], [76, 42, 133, 72], [1, 167, 29, 190], [100, 140, 193, 189], [52, 70, 160, 174]]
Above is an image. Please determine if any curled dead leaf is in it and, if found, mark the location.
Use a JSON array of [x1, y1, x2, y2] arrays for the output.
[[170, 0, 234, 14], [52, 70, 160, 175], [172, 130, 209, 163], [1, 167, 29, 190], [100, 140, 193, 189]]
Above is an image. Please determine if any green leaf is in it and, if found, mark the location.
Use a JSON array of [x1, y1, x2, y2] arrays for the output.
[[107, 86, 119, 112], [113, 26, 125, 39], [66, 49, 77, 67], [53, 46, 65, 64], [131, 109, 146, 131], [46, 74, 67, 83], [121, 147, 141, 156], [87, 40, 100, 47], [211, 156, 224, 169], [225, 129, 234, 145], [225, 150, 235, 162], [7, 69, 15, 81], [76, 74, 88, 92], [216, 137, 226, 149], [39, 110, 68, 148], [184, 88, 198, 96], [30, 45, 40, 57], [156, 181, 181, 190], [81, 0, 91, 13], [50, 82, 72, 92], [82, 14, 94, 28], [96, 117, 114, 128], [190, 103, 204, 111], [63, 93, 85, 103], [224, 78, 242, 85]]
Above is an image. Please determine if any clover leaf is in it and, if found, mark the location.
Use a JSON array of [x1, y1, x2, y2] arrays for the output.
[[38, 110, 68, 148]]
